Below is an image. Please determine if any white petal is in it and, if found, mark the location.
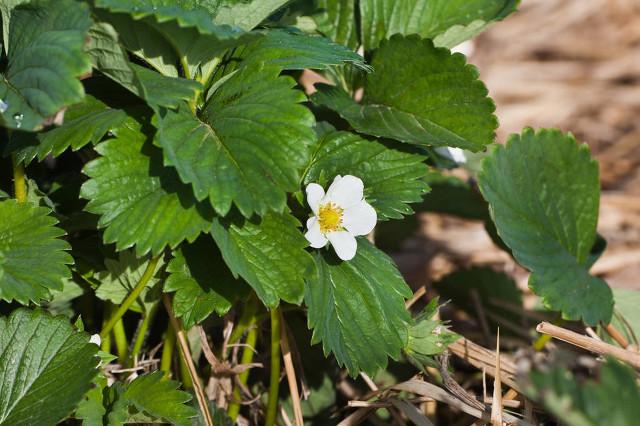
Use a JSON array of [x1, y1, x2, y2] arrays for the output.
[[325, 175, 364, 208], [90, 334, 101, 346], [342, 201, 377, 236], [306, 183, 325, 215], [327, 231, 357, 261], [305, 217, 328, 248], [435, 146, 467, 164]]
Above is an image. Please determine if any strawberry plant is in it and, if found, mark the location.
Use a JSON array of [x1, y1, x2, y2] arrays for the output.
[[1, 0, 639, 425]]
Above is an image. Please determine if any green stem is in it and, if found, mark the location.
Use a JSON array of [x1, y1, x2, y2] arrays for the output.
[[227, 320, 258, 421], [100, 256, 160, 339], [179, 350, 193, 389], [11, 153, 26, 202], [226, 295, 260, 358], [160, 327, 176, 378], [113, 318, 128, 361], [265, 308, 281, 426], [101, 305, 113, 354], [129, 303, 158, 367]]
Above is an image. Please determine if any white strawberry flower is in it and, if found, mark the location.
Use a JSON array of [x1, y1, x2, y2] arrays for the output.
[[304, 175, 377, 261]]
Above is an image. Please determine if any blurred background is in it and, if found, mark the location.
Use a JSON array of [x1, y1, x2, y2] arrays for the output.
[[395, 0, 640, 297]]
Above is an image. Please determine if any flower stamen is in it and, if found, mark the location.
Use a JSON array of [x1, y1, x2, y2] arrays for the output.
[[318, 203, 343, 233]]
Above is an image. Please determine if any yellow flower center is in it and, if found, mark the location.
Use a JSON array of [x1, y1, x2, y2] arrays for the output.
[[318, 203, 343, 233]]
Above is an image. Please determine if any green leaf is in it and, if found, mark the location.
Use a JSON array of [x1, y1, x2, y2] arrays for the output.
[[45, 278, 85, 318], [360, 0, 519, 50], [305, 240, 412, 375], [434, 267, 523, 330], [118, 371, 197, 426], [75, 375, 108, 426], [88, 22, 202, 108], [165, 235, 250, 329], [610, 289, 640, 346], [210, 212, 314, 307], [95, 250, 163, 314], [478, 128, 612, 325], [312, 35, 497, 152], [155, 64, 314, 217], [80, 118, 215, 256], [0, 0, 92, 131], [214, 0, 289, 30], [6, 95, 127, 164], [95, 0, 259, 79], [406, 298, 459, 363], [525, 359, 640, 426], [312, 0, 358, 49], [0, 199, 72, 305], [235, 28, 369, 71], [302, 130, 429, 220], [0, 308, 99, 426]]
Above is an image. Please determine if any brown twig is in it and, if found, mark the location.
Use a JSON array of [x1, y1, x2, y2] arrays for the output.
[[163, 294, 213, 426], [604, 323, 631, 349], [536, 321, 640, 369], [490, 330, 502, 426], [406, 286, 427, 309], [280, 311, 304, 426]]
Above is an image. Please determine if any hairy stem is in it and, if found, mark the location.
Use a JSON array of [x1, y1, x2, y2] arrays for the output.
[[100, 256, 160, 339], [160, 326, 176, 377], [113, 318, 128, 361], [11, 153, 26, 202], [227, 322, 258, 420], [129, 302, 158, 367], [265, 308, 282, 426]]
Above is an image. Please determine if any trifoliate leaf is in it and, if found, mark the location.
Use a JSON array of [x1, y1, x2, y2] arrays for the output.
[[214, 0, 289, 30], [305, 240, 412, 375], [359, 0, 519, 50], [302, 131, 429, 220], [6, 95, 127, 164], [95, 0, 260, 79], [95, 250, 163, 314], [118, 371, 197, 426], [312, 0, 358, 49], [80, 118, 214, 256], [235, 28, 368, 71], [165, 235, 250, 329], [478, 128, 612, 325], [0, 0, 92, 131], [0, 308, 99, 426], [524, 359, 640, 426], [155, 64, 315, 217], [0, 200, 73, 305], [210, 212, 314, 307], [406, 298, 459, 364], [88, 22, 202, 108], [434, 267, 523, 331], [312, 35, 497, 152]]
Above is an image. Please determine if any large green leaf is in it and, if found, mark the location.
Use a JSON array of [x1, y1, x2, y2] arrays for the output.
[[360, 0, 519, 50], [165, 235, 250, 329], [305, 240, 412, 375], [233, 28, 368, 71], [312, 35, 497, 152], [80, 118, 214, 256], [88, 22, 202, 108], [302, 130, 429, 220], [210, 212, 314, 307], [524, 359, 640, 426], [0, 200, 72, 305], [95, 0, 259, 80], [6, 95, 127, 164], [478, 128, 612, 325], [214, 0, 289, 30], [155, 64, 314, 217], [312, 0, 358, 49], [95, 250, 163, 314], [0, 308, 99, 426], [0, 0, 92, 131]]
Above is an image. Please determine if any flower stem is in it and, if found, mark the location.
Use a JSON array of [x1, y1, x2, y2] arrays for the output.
[[11, 153, 26, 203], [160, 326, 176, 378], [227, 322, 258, 421], [129, 302, 158, 367], [265, 308, 282, 426], [100, 256, 160, 339], [113, 318, 128, 361]]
